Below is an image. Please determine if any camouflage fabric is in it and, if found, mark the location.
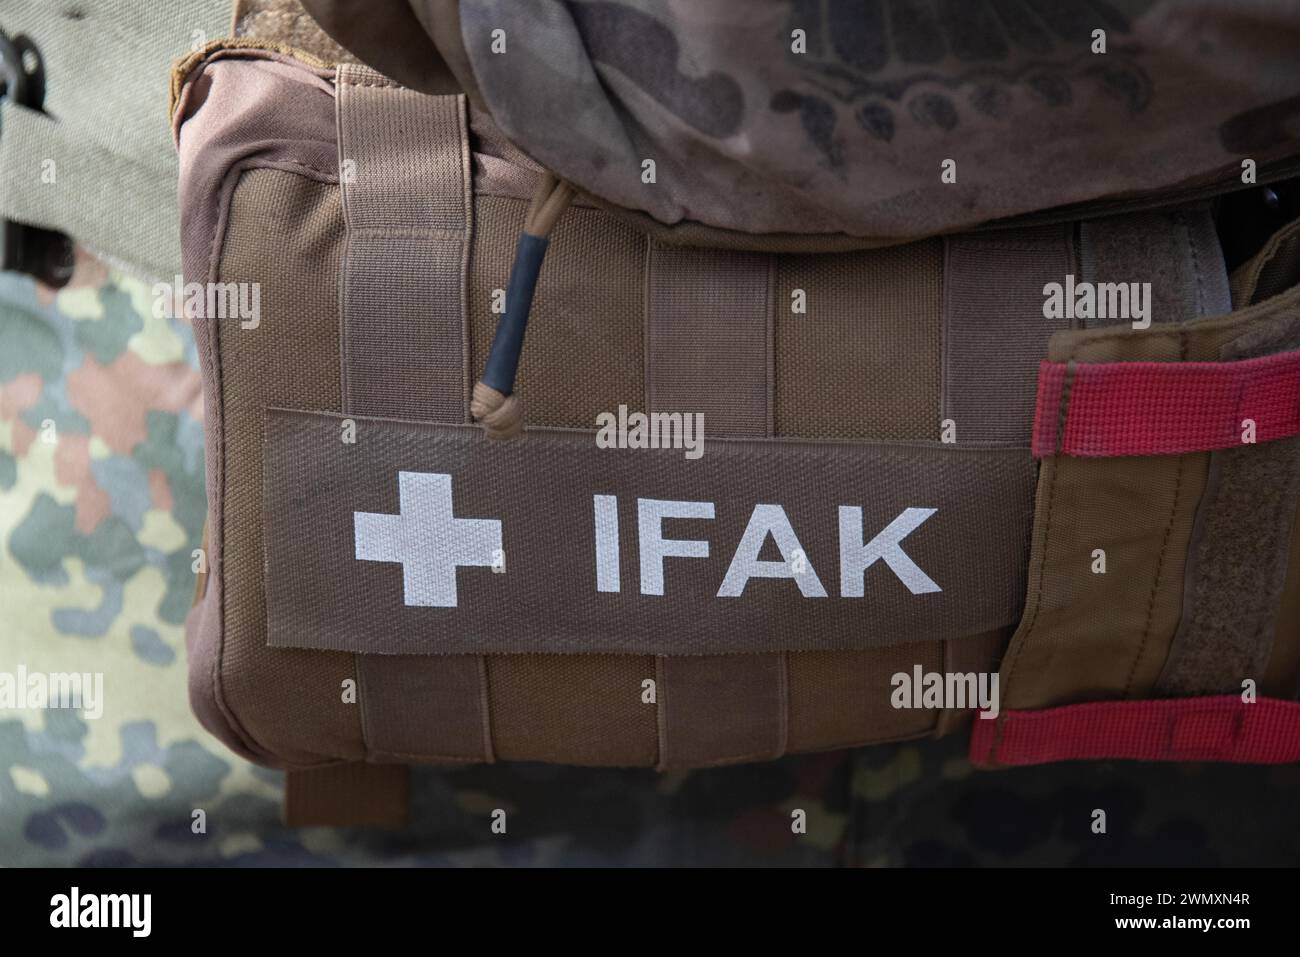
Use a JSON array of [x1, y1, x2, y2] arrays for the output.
[[3, 249, 1300, 866], [445, 0, 1300, 240]]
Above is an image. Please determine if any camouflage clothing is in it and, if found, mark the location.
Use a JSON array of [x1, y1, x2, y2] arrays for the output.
[[3, 250, 1300, 866], [449, 0, 1300, 240]]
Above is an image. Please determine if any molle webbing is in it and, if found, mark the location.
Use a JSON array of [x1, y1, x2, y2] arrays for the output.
[[334, 64, 489, 764], [1031, 351, 1300, 457], [283, 760, 409, 827], [941, 225, 1074, 444], [645, 244, 773, 439], [336, 65, 470, 422], [972, 695, 1300, 767], [646, 242, 778, 767]]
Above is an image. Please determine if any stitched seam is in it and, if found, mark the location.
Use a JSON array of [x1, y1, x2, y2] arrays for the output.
[[478, 656, 495, 764], [1000, 432, 1061, 700], [1124, 327, 1190, 697], [990, 710, 1010, 766], [1056, 362, 1076, 455], [1183, 210, 1208, 317], [206, 166, 269, 765], [998, 335, 1079, 710], [654, 655, 668, 771], [774, 651, 789, 760], [366, 749, 481, 763], [207, 161, 345, 769], [339, 75, 400, 89]]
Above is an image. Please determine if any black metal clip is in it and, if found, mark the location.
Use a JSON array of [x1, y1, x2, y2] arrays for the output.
[[0, 28, 74, 288]]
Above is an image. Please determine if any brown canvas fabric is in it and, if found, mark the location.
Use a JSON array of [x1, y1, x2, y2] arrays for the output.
[[467, 193, 658, 765], [174, 47, 344, 768], [336, 70, 471, 423], [1240, 222, 1300, 699], [787, 646, 940, 753], [1266, 503, 1300, 699], [333, 69, 490, 764], [486, 655, 658, 766], [657, 655, 788, 770], [1000, 453, 1209, 710], [284, 762, 409, 827], [942, 225, 1075, 444], [773, 242, 942, 440], [934, 629, 1009, 737], [215, 171, 364, 766], [646, 244, 773, 438]]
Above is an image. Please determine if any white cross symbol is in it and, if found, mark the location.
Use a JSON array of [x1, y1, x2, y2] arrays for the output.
[[354, 471, 502, 607]]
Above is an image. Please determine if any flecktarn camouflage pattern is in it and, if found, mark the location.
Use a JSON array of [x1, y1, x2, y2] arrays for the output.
[[2, 251, 1299, 866]]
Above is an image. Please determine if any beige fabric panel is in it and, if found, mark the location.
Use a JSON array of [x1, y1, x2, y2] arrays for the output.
[[646, 244, 773, 437], [773, 241, 942, 440], [487, 656, 657, 766], [1001, 453, 1208, 710], [216, 170, 363, 765], [942, 225, 1075, 444]]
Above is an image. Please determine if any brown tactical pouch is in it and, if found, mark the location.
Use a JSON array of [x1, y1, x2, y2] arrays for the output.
[[172, 43, 1300, 823]]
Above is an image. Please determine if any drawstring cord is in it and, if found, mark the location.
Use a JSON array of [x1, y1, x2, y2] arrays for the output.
[[471, 172, 575, 439]]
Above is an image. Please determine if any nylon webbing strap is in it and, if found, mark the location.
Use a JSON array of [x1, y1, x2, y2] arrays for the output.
[[645, 243, 773, 437], [0, 103, 179, 278], [1032, 349, 1300, 457], [934, 628, 1008, 737], [942, 225, 1074, 444], [0, 0, 231, 279], [284, 762, 409, 827], [971, 696, 1300, 767], [335, 65, 489, 764], [337, 64, 469, 420], [645, 243, 783, 768]]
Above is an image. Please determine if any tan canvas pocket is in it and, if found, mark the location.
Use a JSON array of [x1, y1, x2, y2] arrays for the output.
[[997, 282, 1300, 714]]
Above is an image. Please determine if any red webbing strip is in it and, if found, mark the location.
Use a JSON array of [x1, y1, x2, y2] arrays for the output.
[[970, 696, 1300, 767], [1031, 349, 1300, 457]]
